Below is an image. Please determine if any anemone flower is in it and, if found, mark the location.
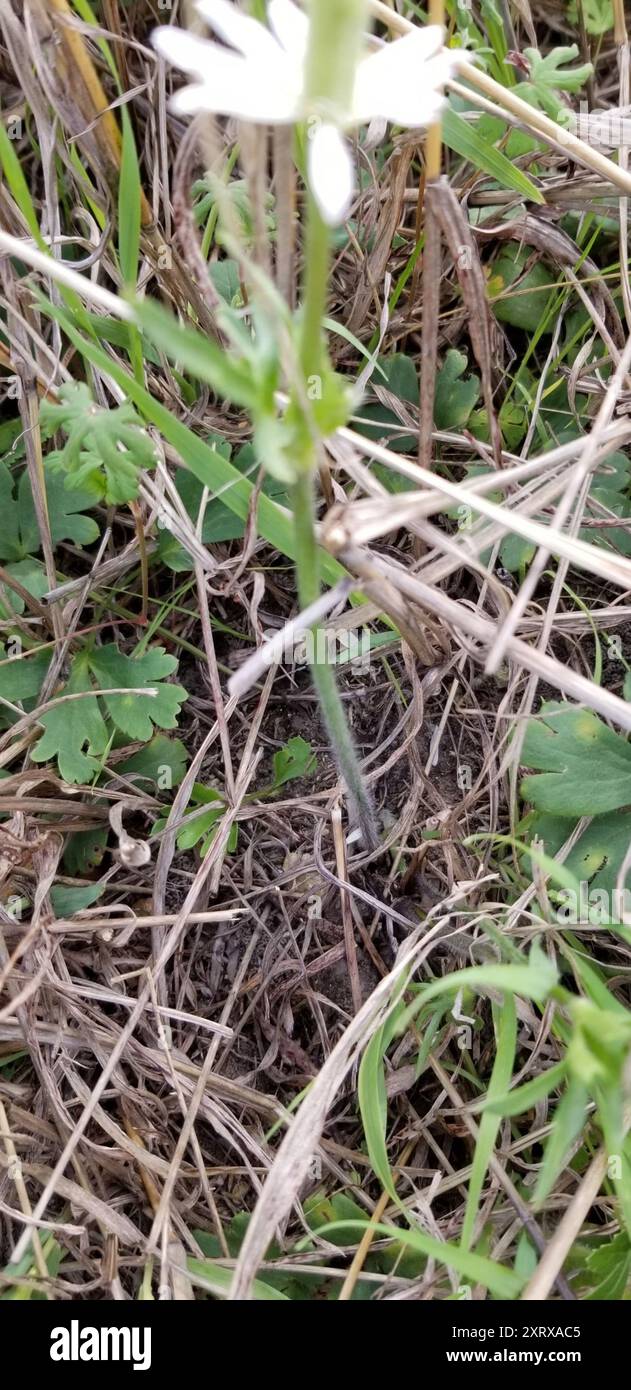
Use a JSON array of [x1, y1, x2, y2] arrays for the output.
[[153, 0, 461, 225]]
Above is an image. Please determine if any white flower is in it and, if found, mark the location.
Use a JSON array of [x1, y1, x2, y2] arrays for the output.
[[153, 0, 461, 225]]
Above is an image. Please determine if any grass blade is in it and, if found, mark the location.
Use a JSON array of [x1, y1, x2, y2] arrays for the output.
[[443, 107, 545, 204], [461, 995, 517, 1250], [313, 1220, 524, 1298]]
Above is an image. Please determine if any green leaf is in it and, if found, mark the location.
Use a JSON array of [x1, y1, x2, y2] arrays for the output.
[[50, 882, 104, 917], [583, 1233, 631, 1299], [310, 1220, 524, 1299], [0, 461, 20, 561], [209, 258, 242, 306], [154, 783, 237, 858], [0, 118, 43, 244], [118, 108, 143, 378], [499, 533, 536, 574], [356, 354, 418, 474], [0, 404, 26, 456], [433, 349, 480, 430], [378, 354, 418, 405], [253, 411, 301, 486], [118, 734, 188, 790], [567, 998, 631, 1088], [358, 996, 411, 1206], [135, 299, 259, 411], [305, 1191, 374, 1248], [478, 1058, 568, 1118], [0, 559, 48, 618], [470, 398, 529, 453], [192, 1216, 318, 1300], [442, 105, 545, 204], [521, 702, 631, 816], [88, 645, 186, 741], [581, 486, 631, 558], [40, 381, 156, 504], [194, 174, 275, 247], [530, 810, 631, 927], [30, 645, 187, 783], [63, 827, 108, 875], [1, 1234, 64, 1299], [522, 45, 593, 98], [324, 316, 386, 366], [74, 316, 161, 365], [0, 459, 99, 561], [271, 736, 316, 789], [32, 652, 108, 784], [592, 449, 631, 493], [18, 467, 100, 551], [159, 440, 293, 569], [175, 785, 224, 852], [461, 996, 517, 1250], [568, 0, 612, 36], [0, 645, 51, 705], [395, 941, 559, 1037], [490, 247, 555, 332], [534, 1078, 588, 1206], [119, 109, 141, 290], [37, 300, 346, 588], [157, 443, 247, 570], [187, 1257, 289, 1301]]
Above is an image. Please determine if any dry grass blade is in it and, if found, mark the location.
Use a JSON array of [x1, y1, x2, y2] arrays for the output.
[[333, 544, 631, 733], [428, 178, 501, 467], [229, 920, 449, 1300]]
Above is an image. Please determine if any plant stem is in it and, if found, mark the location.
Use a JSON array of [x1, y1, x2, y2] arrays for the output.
[[299, 197, 330, 381], [130, 499, 149, 625], [291, 468, 377, 847], [303, 0, 368, 122], [425, 0, 445, 183], [288, 0, 376, 844], [418, 0, 444, 470]]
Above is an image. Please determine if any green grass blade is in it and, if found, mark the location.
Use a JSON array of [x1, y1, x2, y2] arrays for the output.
[[461, 995, 517, 1250], [119, 110, 141, 291], [477, 1058, 568, 1118], [119, 109, 143, 381], [136, 299, 260, 411], [71, 0, 120, 81], [534, 1078, 588, 1205], [357, 1019, 399, 1203], [395, 947, 559, 1039], [187, 1258, 289, 1300], [443, 107, 545, 204], [313, 1220, 524, 1299], [0, 119, 44, 245]]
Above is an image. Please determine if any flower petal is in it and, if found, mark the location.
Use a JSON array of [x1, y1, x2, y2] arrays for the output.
[[170, 77, 298, 123], [308, 123, 354, 226], [353, 26, 459, 127], [195, 0, 301, 101], [196, 0, 283, 62], [152, 25, 222, 80], [152, 25, 299, 121], [268, 0, 309, 65]]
